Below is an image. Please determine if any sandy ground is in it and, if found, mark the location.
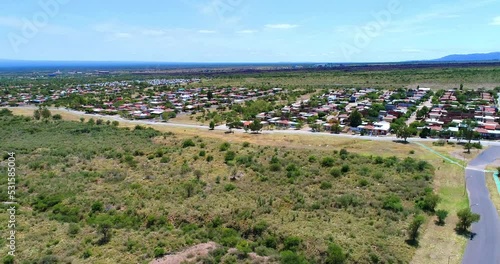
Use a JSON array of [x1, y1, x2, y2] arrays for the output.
[[150, 242, 218, 264]]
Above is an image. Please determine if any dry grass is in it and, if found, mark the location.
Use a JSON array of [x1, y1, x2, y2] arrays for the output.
[[486, 167, 500, 218], [6, 107, 478, 263]]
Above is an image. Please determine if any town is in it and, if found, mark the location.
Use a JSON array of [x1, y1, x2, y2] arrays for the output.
[[2, 79, 499, 141]]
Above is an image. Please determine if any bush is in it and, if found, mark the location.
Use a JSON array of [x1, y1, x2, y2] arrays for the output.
[[284, 236, 301, 251], [321, 157, 335, 167], [224, 184, 236, 192], [308, 155, 317, 163], [408, 214, 425, 242], [220, 142, 231, 151], [280, 250, 307, 264], [199, 150, 206, 157], [336, 194, 360, 208], [382, 195, 403, 212], [415, 193, 440, 212], [82, 249, 92, 259], [224, 151, 236, 163], [2, 255, 14, 264], [320, 182, 333, 190], [160, 156, 170, 163], [326, 243, 346, 264], [52, 114, 62, 120], [182, 139, 195, 148], [206, 155, 214, 162], [436, 209, 448, 225], [330, 168, 341, 178], [341, 164, 350, 173], [154, 247, 165, 258], [68, 223, 80, 236], [243, 142, 250, 148]]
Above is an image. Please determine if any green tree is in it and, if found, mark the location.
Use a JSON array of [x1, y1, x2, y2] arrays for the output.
[[209, 120, 215, 130], [326, 243, 346, 264], [349, 110, 363, 127], [462, 119, 476, 154], [408, 214, 425, 242], [41, 107, 52, 119], [33, 109, 41, 120], [456, 208, 480, 232], [396, 124, 412, 142], [249, 119, 263, 133], [97, 220, 112, 245], [416, 106, 429, 119]]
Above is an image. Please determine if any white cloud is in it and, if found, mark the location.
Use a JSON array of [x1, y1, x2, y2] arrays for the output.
[[265, 24, 298, 29], [113, 32, 132, 38], [0, 16, 24, 29], [236, 29, 257, 34], [198, 30, 217, 34], [401, 48, 424, 53], [490, 16, 500, 25], [142, 29, 167, 36]]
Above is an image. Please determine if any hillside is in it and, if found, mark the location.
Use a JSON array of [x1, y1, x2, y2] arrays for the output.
[[434, 52, 500, 62], [0, 110, 437, 263]]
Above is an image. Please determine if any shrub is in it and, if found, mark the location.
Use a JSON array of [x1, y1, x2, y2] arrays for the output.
[[330, 168, 341, 178], [91, 201, 104, 213], [52, 114, 62, 120], [243, 142, 250, 148], [68, 223, 80, 236], [82, 249, 92, 259], [224, 151, 236, 163], [320, 182, 333, 190], [224, 184, 236, 192], [382, 195, 403, 212], [341, 164, 350, 173], [326, 243, 346, 264], [206, 155, 214, 162], [182, 139, 195, 148], [408, 214, 425, 242], [321, 157, 335, 167], [415, 192, 440, 212], [199, 150, 206, 157], [336, 194, 360, 208], [284, 236, 301, 251], [220, 142, 231, 151], [2, 255, 14, 264], [308, 156, 317, 163], [154, 247, 165, 258], [280, 250, 307, 264], [358, 178, 369, 187], [436, 209, 448, 225], [270, 163, 282, 172]]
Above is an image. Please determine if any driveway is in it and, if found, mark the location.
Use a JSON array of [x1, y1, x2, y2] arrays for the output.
[[462, 146, 500, 264]]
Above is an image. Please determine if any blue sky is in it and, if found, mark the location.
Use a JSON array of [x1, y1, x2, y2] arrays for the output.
[[1, 0, 499, 62]]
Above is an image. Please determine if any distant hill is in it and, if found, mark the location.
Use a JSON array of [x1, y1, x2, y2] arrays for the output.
[[434, 52, 500, 62]]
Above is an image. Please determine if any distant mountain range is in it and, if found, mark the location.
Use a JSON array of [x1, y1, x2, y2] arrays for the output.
[[1, 52, 500, 70], [433, 52, 500, 62]]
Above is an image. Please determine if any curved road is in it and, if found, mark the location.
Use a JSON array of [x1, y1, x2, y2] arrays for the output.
[[463, 147, 500, 264], [5, 106, 500, 147]]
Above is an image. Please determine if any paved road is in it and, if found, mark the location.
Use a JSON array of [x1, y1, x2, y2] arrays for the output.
[[462, 146, 500, 264], [406, 98, 432, 126], [5, 106, 500, 147]]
